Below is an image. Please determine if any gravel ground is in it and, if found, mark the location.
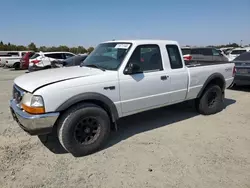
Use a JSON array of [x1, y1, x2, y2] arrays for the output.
[[0, 68, 250, 188]]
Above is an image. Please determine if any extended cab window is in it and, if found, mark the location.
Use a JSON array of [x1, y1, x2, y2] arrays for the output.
[[166, 45, 183, 69], [128, 44, 163, 72]]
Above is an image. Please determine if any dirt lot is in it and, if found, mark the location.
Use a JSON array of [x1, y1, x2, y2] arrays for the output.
[[0, 68, 250, 188]]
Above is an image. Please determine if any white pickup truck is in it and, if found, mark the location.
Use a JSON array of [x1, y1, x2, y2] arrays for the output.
[[1, 51, 32, 69], [10, 40, 235, 156]]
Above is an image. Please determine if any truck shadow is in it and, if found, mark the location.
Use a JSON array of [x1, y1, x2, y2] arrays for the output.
[[105, 98, 236, 150], [38, 98, 236, 155]]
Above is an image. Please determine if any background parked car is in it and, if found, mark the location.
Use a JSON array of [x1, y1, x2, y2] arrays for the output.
[[2, 51, 32, 69], [220, 47, 235, 55], [20, 51, 35, 69], [231, 51, 250, 86], [0, 51, 21, 67], [51, 54, 88, 68], [181, 47, 228, 62], [28, 51, 76, 72], [227, 47, 250, 61]]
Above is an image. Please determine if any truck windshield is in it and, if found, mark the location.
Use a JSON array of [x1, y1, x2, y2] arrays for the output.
[[81, 42, 132, 70]]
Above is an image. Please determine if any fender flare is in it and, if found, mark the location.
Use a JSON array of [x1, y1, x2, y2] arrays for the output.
[[56, 92, 119, 122], [197, 73, 226, 98]]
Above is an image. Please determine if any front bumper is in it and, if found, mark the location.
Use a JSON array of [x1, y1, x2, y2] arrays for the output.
[[9, 99, 60, 135]]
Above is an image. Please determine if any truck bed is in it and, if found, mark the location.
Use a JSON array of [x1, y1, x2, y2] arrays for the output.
[[185, 61, 235, 101]]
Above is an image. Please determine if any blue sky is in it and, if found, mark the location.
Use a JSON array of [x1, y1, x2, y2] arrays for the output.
[[1, 0, 249, 47]]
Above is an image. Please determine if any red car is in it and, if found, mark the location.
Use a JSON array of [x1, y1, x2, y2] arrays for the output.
[[20, 52, 35, 69]]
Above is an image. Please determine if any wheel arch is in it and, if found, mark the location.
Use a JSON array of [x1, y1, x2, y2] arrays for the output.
[[197, 73, 226, 98], [55, 92, 119, 123]]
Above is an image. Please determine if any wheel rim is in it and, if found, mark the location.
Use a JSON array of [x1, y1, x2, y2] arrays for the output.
[[74, 117, 101, 145], [207, 91, 218, 108]]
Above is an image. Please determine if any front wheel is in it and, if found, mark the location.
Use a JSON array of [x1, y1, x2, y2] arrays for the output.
[[57, 103, 111, 157], [196, 85, 224, 115]]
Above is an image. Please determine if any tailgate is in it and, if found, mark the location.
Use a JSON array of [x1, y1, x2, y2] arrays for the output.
[[234, 61, 250, 75]]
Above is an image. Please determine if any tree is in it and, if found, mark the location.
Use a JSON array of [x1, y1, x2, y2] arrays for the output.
[[57, 45, 70, 52], [87, 47, 94, 54], [38, 46, 47, 52], [28, 42, 37, 51], [77, 46, 87, 54], [69, 47, 78, 54], [17, 45, 28, 51], [0, 41, 3, 45]]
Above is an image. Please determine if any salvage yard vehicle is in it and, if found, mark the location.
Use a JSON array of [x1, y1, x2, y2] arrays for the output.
[[28, 51, 76, 72], [231, 51, 250, 86], [10, 40, 235, 156], [181, 47, 228, 62], [51, 54, 88, 68], [1, 51, 32, 69], [227, 47, 250, 61]]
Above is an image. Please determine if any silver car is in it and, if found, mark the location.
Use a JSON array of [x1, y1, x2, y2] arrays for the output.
[[181, 47, 228, 62]]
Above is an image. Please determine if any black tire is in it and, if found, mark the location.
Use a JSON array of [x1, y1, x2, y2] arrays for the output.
[[57, 103, 110, 157], [196, 85, 224, 115], [13, 62, 20, 70]]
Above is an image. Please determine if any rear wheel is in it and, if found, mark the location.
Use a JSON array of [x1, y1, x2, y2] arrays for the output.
[[13, 62, 20, 70], [57, 103, 110, 157], [196, 85, 224, 115]]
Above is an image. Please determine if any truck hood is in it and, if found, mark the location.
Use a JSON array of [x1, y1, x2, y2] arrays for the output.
[[14, 66, 104, 92]]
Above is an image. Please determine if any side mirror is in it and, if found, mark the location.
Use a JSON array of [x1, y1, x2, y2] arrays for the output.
[[124, 62, 142, 75]]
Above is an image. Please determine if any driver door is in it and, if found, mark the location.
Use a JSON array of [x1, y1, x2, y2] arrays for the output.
[[118, 44, 171, 116]]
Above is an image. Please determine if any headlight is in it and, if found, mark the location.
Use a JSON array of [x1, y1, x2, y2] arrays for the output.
[[21, 93, 45, 114], [30, 95, 44, 107]]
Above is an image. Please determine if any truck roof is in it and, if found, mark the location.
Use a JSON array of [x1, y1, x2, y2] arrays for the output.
[[102, 39, 179, 45]]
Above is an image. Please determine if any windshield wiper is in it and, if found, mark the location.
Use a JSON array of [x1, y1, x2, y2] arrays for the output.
[[80, 64, 106, 71]]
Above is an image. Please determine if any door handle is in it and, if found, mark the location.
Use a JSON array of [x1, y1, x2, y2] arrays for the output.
[[160, 75, 169, 80]]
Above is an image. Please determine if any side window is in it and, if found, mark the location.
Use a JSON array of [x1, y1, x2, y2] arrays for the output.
[[45, 53, 64, 59], [212, 48, 220, 56], [190, 49, 200, 54], [8, 52, 19, 56], [127, 44, 163, 72], [166, 45, 183, 69], [200, 48, 213, 56], [65, 53, 74, 59]]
